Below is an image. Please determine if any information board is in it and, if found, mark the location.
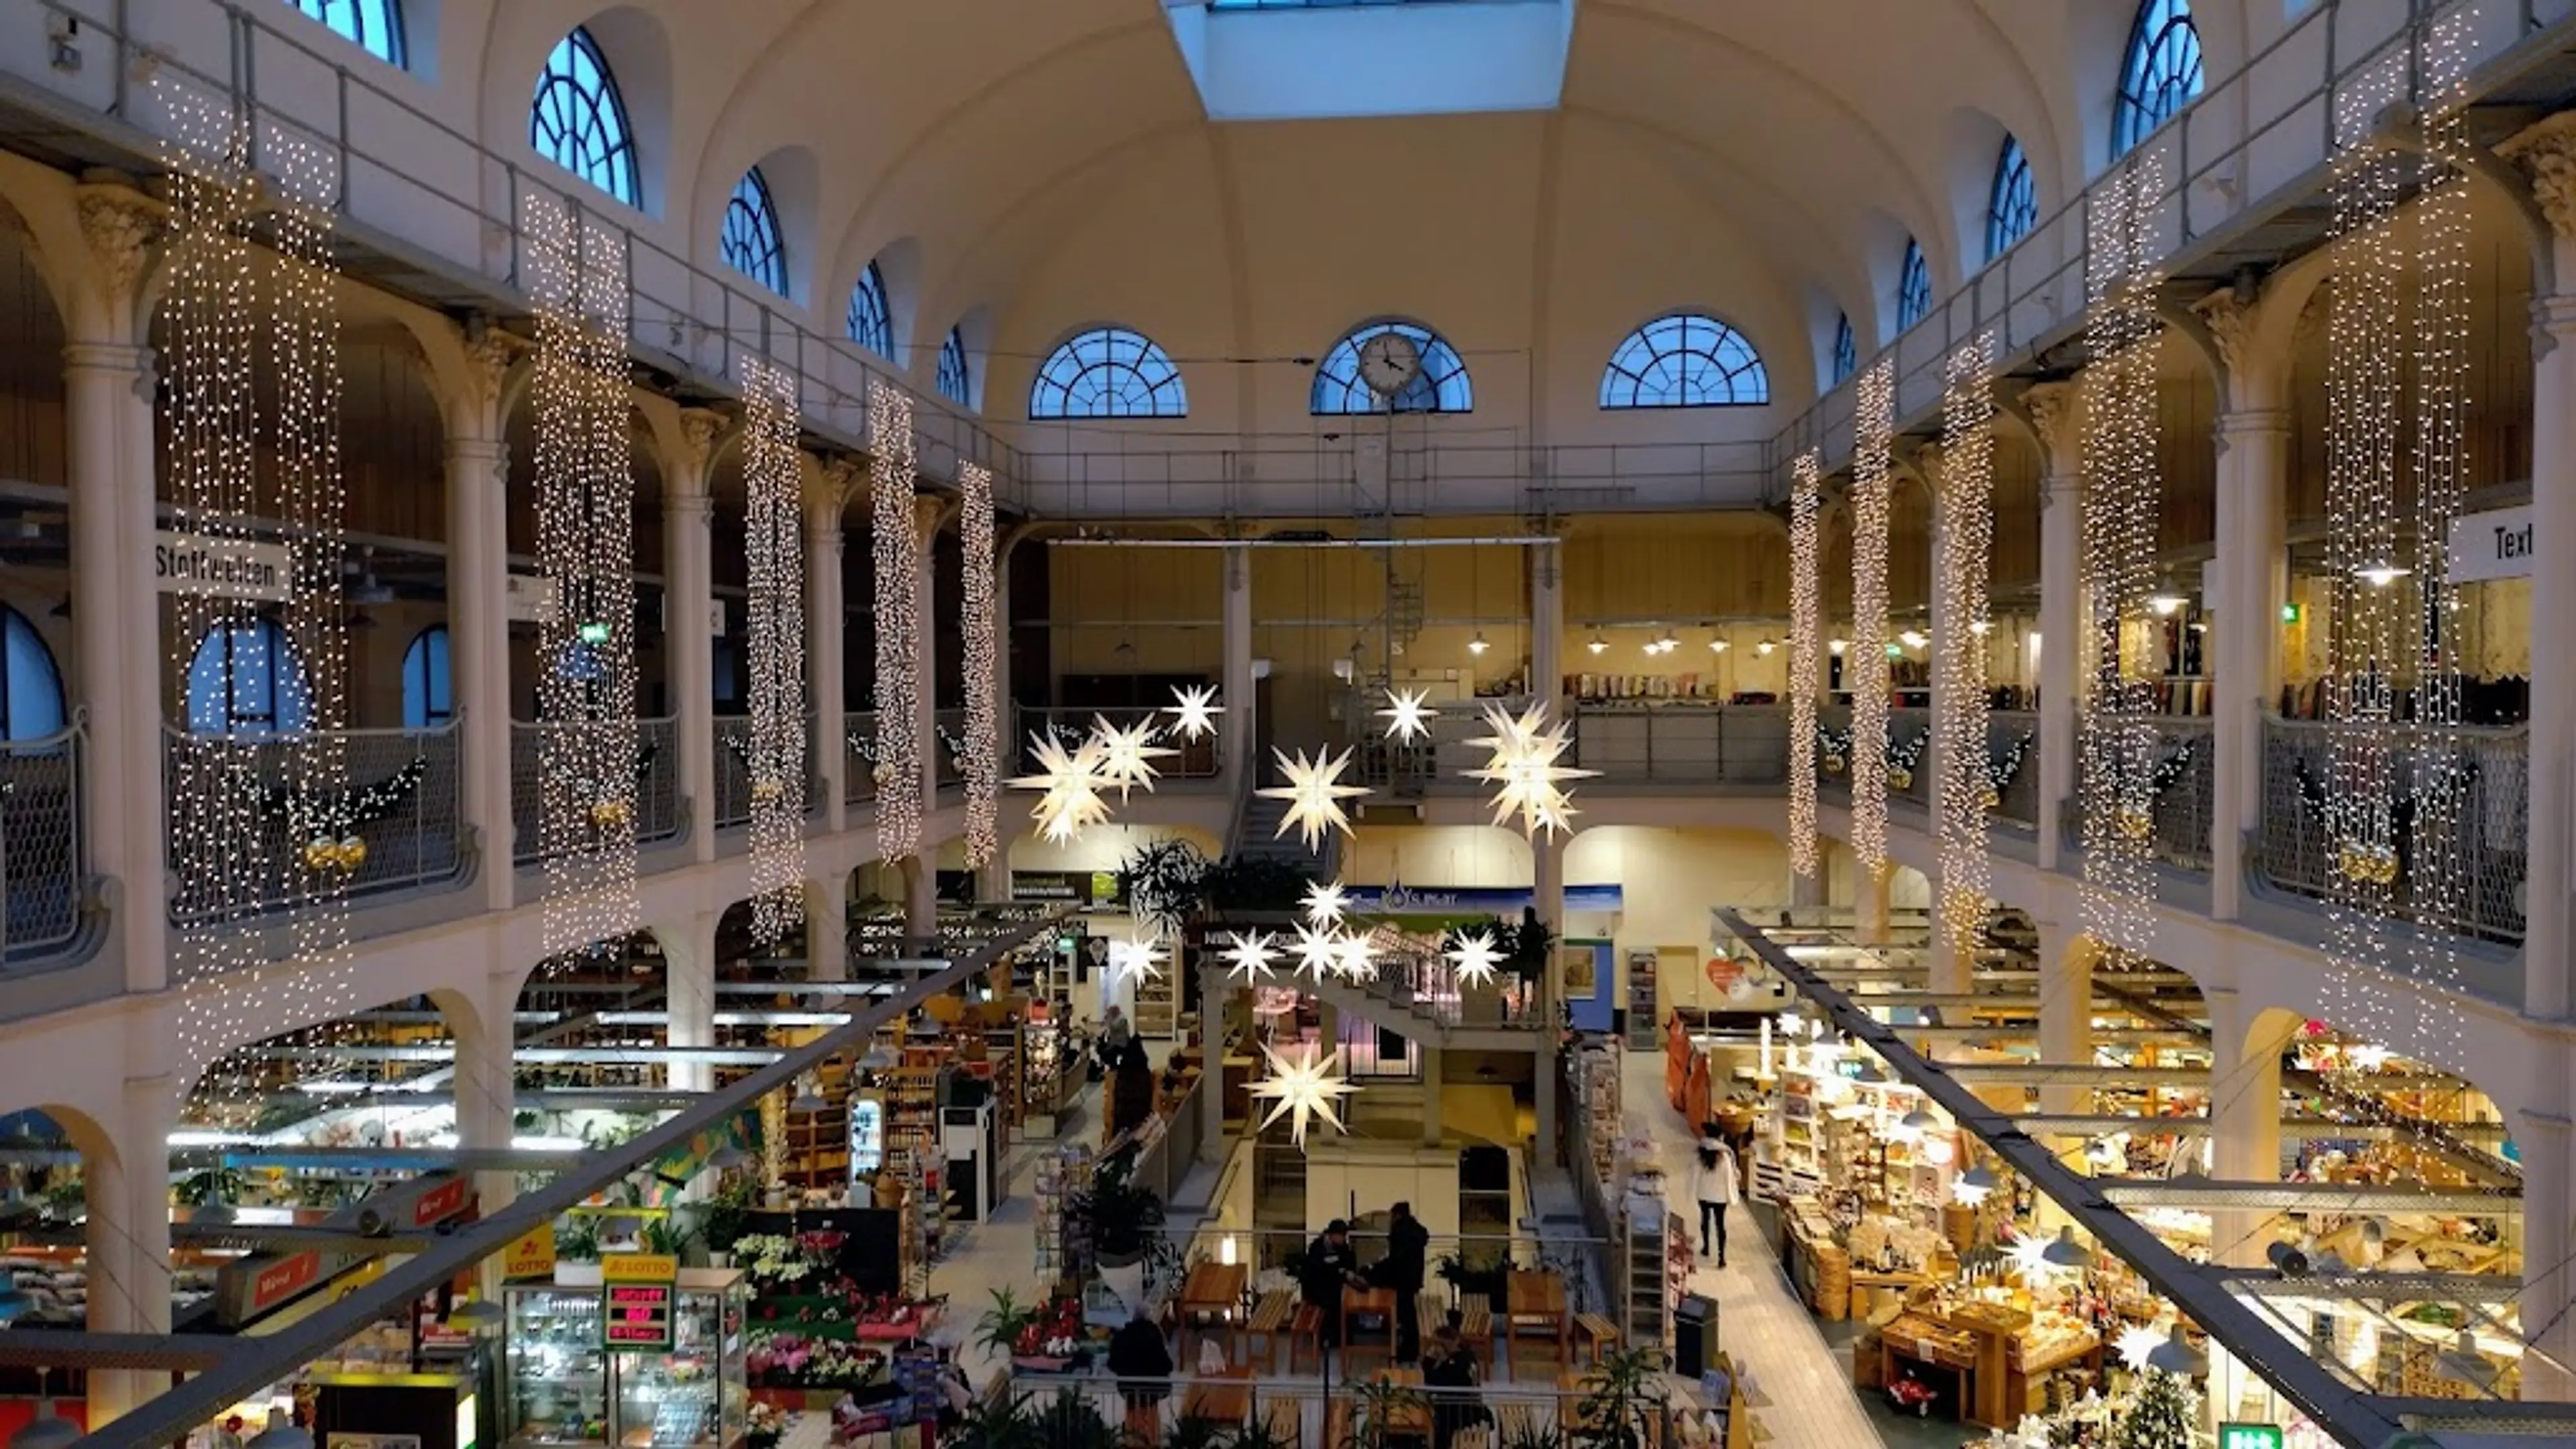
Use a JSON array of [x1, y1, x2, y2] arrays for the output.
[[602, 1282, 676, 1351]]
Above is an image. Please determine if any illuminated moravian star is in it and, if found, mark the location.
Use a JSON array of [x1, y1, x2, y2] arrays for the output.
[[1288, 921, 1343, 982], [1378, 688, 1438, 743], [1249, 1040, 1356, 1148], [2344, 1042, 2392, 1074], [1221, 930, 1278, 983], [1089, 715, 1176, 800], [2004, 1233, 2061, 1283], [1165, 684, 1222, 743], [1302, 879, 1350, 926], [1464, 700, 1595, 839], [1009, 731, 1112, 844], [1332, 930, 1376, 981], [1105, 934, 1167, 992], [2115, 1324, 2167, 1372], [1445, 928, 1505, 988], [1257, 746, 1370, 850]]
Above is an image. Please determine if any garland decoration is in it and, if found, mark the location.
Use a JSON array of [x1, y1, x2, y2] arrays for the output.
[[1982, 733, 2035, 811], [254, 758, 429, 873]]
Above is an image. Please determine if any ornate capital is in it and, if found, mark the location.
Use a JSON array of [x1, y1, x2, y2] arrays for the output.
[[2512, 121, 2576, 241], [676, 407, 727, 477], [2192, 290, 2252, 376], [75, 184, 161, 307], [1908, 441, 1944, 494], [462, 329, 512, 411], [2019, 380, 2081, 474], [814, 455, 863, 513]]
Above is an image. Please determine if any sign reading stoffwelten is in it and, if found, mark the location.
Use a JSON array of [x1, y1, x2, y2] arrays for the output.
[[2449, 504, 2535, 583], [154, 530, 294, 602]]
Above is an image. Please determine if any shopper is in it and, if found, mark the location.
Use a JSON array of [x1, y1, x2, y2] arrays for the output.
[[1106, 1305, 1173, 1441], [1693, 1134, 1739, 1267], [1422, 1314, 1489, 1449], [1297, 1218, 1367, 1354], [1104, 1038, 1155, 1145], [1371, 1199, 1432, 1361], [1097, 1004, 1133, 1072]]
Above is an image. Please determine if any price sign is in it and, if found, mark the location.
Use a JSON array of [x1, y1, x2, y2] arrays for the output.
[[602, 1283, 676, 1351]]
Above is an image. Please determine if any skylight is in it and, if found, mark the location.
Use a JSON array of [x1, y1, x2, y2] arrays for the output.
[[1170, 0, 1575, 121]]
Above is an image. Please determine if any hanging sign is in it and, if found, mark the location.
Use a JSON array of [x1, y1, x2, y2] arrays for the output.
[[1705, 957, 1743, 995], [154, 530, 294, 602], [2216, 1428, 2284, 1449], [2449, 505, 2534, 583], [505, 574, 559, 623], [600, 1253, 679, 1351], [502, 1224, 557, 1281], [850, 1097, 886, 1179]]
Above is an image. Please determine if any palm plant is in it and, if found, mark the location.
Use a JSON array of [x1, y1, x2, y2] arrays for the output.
[[1568, 1346, 1665, 1449], [1342, 1381, 1427, 1449], [1223, 1414, 1299, 1449], [974, 1287, 1034, 1359]]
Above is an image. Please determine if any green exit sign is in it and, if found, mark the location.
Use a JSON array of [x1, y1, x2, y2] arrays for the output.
[[2219, 1425, 2284, 1449]]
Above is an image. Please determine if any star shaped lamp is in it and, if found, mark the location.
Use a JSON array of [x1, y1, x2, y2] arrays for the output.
[[1303, 879, 1350, 926], [1221, 930, 1277, 983], [1289, 921, 1343, 982], [1258, 747, 1369, 850], [1446, 928, 1505, 988], [1464, 700, 1595, 839], [1166, 684, 1222, 742], [1378, 688, 1438, 743], [1010, 732, 1112, 844], [1250, 1040, 1356, 1148], [1105, 934, 1167, 994], [1089, 715, 1175, 800]]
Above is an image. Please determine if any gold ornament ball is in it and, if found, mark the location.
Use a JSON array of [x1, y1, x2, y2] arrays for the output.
[[336, 835, 368, 871], [590, 798, 632, 828], [1979, 788, 2001, 812], [2114, 807, 2153, 843], [751, 777, 784, 803], [301, 838, 338, 873], [1824, 755, 1847, 775], [1887, 768, 1913, 792]]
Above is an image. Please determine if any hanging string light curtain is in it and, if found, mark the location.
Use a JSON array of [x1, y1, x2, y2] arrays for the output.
[[528, 191, 643, 956], [961, 462, 1000, 867], [871, 382, 924, 860], [1787, 449, 1823, 885], [1849, 360, 1896, 881], [740, 357, 806, 943], [2320, 17, 2476, 1056], [2076, 148, 2167, 965], [1935, 337, 1998, 955]]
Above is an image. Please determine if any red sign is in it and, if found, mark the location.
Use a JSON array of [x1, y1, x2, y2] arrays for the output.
[[248, 1251, 324, 1316], [410, 1176, 470, 1228], [1705, 957, 1744, 994], [603, 1283, 676, 1350]]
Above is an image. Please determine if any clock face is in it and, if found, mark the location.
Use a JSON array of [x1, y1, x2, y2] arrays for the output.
[[1357, 331, 1424, 397]]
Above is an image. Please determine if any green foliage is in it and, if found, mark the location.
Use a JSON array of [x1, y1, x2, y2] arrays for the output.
[[700, 1174, 756, 1255], [1120, 839, 1210, 934], [1199, 855, 1317, 914], [1343, 1381, 1428, 1449], [173, 1167, 245, 1208], [975, 1287, 1034, 1358], [1501, 1424, 1568, 1449], [554, 1214, 601, 1263], [1569, 1345, 1666, 1449]]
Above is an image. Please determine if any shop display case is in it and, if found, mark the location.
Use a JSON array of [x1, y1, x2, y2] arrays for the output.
[[504, 1271, 748, 1449]]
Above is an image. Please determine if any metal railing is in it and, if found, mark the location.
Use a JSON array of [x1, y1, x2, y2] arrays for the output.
[[1569, 704, 1791, 788], [1988, 710, 2040, 830], [1016, 706, 1222, 780], [844, 710, 879, 806], [1887, 707, 1933, 813], [1815, 704, 1853, 805], [1340, 694, 1527, 794], [987, 1369, 1674, 1448], [2256, 717, 2529, 943], [2059, 717, 2218, 873], [1338, 932, 1545, 1032], [510, 717, 680, 865], [0, 722, 83, 966], [164, 720, 463, 924]]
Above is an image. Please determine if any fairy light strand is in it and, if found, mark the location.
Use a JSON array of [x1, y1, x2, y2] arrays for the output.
[[741, 357, 807, 943], [959, 462, 1000, 867], [1936, 336, 1998, 957], [2076, 145, 2166, 965], [1850, 359, 1896, 880], [870, 382, 924, 860], [1788, 448, 1823, 884]]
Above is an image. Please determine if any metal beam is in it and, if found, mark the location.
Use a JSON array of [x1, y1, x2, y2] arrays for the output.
[[2097, 1179, 2520, 1216], [2209, 1270, 2525, 1305], [2006, 1115, 2512, 1146], [1939, 1063, 2208, 1086], [83, 912, 1061, 1449], [1896, 1026, 2207, 1046], [0, 1332, 246, 1371], [231, 1044, 785, 1065]]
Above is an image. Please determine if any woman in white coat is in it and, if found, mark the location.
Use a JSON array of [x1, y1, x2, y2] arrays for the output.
[[1693, 1135, 1739, 1267]]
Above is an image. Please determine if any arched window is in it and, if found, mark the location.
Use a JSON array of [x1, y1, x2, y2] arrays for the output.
[[401, 626, 452, 729], [1030, 327, 1189, 419], [286, 0, 405, 67], [531, 28, 639, 208], [184, 619, 310, 737], [1831, 314, 1856, 386], [847, 261, 892, 357], [1986, 137, 2037, 260], [2115, 0, 2204, 160], [936, 328, 973, 408], [720, 168, 787, 294], [1311, 320, 1472, 415], [1896, 239, 1931, 331], [1599, 313, 1768, 409], [0, 605, 66, 742]]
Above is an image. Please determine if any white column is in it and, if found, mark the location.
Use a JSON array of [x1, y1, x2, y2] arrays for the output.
[[907, 499, 942, 944], [2020, 384, 2081, 873], [2520, 1112, 2576, 1398], [1530, 539, 1564, 716], [1530, 539, 1566, 1164], [2204, 989, 2293, 1269], [667, 417, 721, 862], [446, 419, 514, 907], [86, 1073, 175, 1425], [2033, 915, 2090, 1118], [2527, 291, 2576, 1017], [807, 482, 850, 836], [1419, 1043, 1444, 1144], [1201, 959, 1230, 1163], [2209, 407, 2290, 921], [805, 875, 849, 981], [978, 543, 1016, 903], [661, 912, 719, 1093], [1222, 543, 1255, 794]]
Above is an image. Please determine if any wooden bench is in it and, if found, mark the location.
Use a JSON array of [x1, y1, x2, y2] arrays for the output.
[[1324, 1397, 1354, 1449], [1244, 1290, 1295, 1371], [1574, 1312, 1621, 1364], [1493, 1402, 1540, 1441], [1261, 1397, 1303, 1448], [1457, 1297, 1496, 1376], [1289, 1301, 1326, 1374]]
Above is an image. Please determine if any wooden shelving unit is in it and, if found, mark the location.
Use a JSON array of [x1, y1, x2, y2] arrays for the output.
[[1625, 950, 1660, 1049], [1132, 952, 1179, 1039], [1619, 1199, 1672, 1352]]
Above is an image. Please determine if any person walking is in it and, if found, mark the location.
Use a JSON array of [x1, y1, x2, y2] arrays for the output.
[[1375, 1199, 1432, 1362], [1693, 1134, 1739, 1267]]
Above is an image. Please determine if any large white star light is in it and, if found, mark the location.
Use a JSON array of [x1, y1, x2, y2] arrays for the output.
[[1379, 688, 1439, 743], [1222, 930, 1278, 983], [1105, 933, 1167, 994], [1303, 879, 1350, 926], [1289, 921, 1344, 982], [2115, 1323, 2167, 1371], [1446, 928, 1505, 988], [1258, 746, 1370, 850], [1250, 1040, 1356, 1148], [1464, 700, 1596, 839], [1089, 715, 1176, 800], [1166, 684, 1222, 743], [1333, 930, 1377, 981], [1010, 731, 1112, 844]]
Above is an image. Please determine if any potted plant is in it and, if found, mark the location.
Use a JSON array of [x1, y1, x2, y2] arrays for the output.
[[1076, 1156, 1164, 1313], [1437, 1248, 1511, 1303], [701, 1176, 755, 1267], [1568, 1345, 1665, 1449], [555, 1214, 601, 1263], [1118, 839, 1208, 935], [974, 1287, 1036, 1359]]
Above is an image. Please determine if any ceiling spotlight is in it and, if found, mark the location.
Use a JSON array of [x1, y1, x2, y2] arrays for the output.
[[1898, 630, 1929, 650], [1587, 633, 1608, 655], [1708, 637, 1729, 653], [2041, 1226, 2093, 1269], [246, 1409, 315, 1449], [1466, 631, 1489, 655], [9, 1409, 80, 1449], [1756, 639, 1776, 655], [2144, 1324, 2208, 1377], [1656, 628, 1678, 653], [1827, 639, 1847, 656], [1898, 1106, 1939, 1134], [2149, 594, 2187, 616]]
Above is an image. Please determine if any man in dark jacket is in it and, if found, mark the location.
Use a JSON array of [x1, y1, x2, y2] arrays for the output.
[[1373, 1200, 1432, 1361], [1298, 1219, 1364, 1354], [1106, 1307, 1173, 1440]]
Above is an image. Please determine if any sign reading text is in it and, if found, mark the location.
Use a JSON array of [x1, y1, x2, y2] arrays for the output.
[[154, 531, 294, 602], [2449, 505, 2536, 583]]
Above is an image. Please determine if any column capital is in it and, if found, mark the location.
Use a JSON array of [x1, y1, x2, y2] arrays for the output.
[[2511, 120, 2576, 241], [2017, 380, 2082, 474], [2214, 407, 2291, 439], [676, 407, 729, 476], [665, 488, 714, 523], [74, 182, 162, 325], [912, 492, 951, 543], [62, 339, 150, 376]]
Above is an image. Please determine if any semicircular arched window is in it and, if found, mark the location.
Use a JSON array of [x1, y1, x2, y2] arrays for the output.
[[1311, 320, 1472, 416], [847, 261, 892, 357], [721, 167, 788, 295], [936, 327, 973, 408], [401, 625, 452, 730], [1599, 313, 1768, 409], [1896, 239, 1932, 331], [1030, 327, 1189, 419], [184, 619, 311, 737], [1986, 136, 2037, 260], [531, 27, 638, 208], [287, 0, 406, 67], [1831, 313, 1857, 386], [0, 604, 66, 742], [2115, 0, 2204, 160]]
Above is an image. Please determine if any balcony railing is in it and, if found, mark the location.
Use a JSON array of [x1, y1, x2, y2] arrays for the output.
[[1015, 707, 1221, 780], [844, 711, 879, 806], [1570, 704, 1791, 788], [2059, 717, 2217, 872], [1, 723, 83, 967], [1988, 710, 2041, 830], [1887, 708, 1933, 813], [714, 715, 816, 828], [2257, 717, 2528, 944], [511, 717, 681, 866], [164, 721, 463, 925]]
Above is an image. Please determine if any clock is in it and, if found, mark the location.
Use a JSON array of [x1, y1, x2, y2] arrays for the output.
[[1356, 330, 1423, 399]]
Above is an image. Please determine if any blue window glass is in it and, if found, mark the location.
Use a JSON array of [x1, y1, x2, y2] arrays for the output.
[[1030, 327, 1189, 419], [936, 327, 973, 408], [185, 619, 310, 737], [285, 0, 405, 66], [1987, 137, 2037, 260], [721, 168, 787, 295], [531, 28, 638, 208], [0, 605, 66, 742], [1831, 314, 1856, 386], [1599, 313, 1768, 409], [1311, 320, 1472, 415], [847, 261, 892, 357], [401, 625, 452, 729], [1896, 239, 1931, 331], [2115, 0, 2204, 160]]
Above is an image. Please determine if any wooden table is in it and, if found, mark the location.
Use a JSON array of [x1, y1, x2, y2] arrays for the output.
[[1178, 1261, 1248, 1365], [1503, 1270, 1569, 1376], [1181, 1365, 1254, 1426], [1343, 1284, 1397, 1365]]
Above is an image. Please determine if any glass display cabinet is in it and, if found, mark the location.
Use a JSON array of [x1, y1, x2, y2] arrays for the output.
[[504, 1269, 747, 1449]]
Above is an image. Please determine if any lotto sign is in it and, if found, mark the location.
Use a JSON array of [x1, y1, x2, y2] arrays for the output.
[[502, 1224, 556, 1281], [601, 1252, 680, 1352], [2216, 1427, 2283, 1449]]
